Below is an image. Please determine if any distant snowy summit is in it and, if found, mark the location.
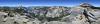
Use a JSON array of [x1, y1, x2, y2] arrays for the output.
[[80, 3, 94, 8]]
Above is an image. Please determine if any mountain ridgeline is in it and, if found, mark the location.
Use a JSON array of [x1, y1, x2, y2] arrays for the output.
[[0, 3, 100, 24]]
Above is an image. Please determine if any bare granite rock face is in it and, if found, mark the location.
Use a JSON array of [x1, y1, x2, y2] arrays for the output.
[[46, 7, 66, 18], [0, 12, 41, 24]]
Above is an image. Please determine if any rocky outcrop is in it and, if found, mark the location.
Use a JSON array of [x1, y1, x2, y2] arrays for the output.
[[0, 12, 41, 24]]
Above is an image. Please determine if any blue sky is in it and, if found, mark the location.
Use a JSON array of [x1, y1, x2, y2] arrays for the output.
[[0, 0, 100, 7]]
